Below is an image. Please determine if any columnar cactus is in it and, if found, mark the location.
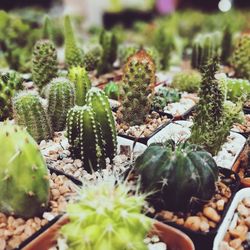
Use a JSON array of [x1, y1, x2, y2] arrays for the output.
[[66, 106, 106, 173], [32, 39, 58, 92], [0, 122, 50, 218], [42, 15, 53, 41], [64, 15, 83, 68], [87, 88, 117, 160], [83, 43, 103, 71], [68, 66, 91, 106], [47, 77, 75, 131], [61, 177, 152, 250], [221, 25, 233, 65], [119, 49, 156, 126], [13, 92, 53, 143], [231, 34, 250, 80], [0, 70, 23, 121]]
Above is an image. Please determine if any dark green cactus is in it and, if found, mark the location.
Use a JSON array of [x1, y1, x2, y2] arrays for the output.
[[221, 25, 233, 65], [104, 81, 120, 100], [13, 92, 53, 143], [119, 49, 156, 126], [66, 105, 106, 173], [0, 70, 24, 121], [87, 88, 117, 160], [231, 34, 250, 80], [68, 66, 91, 106], [64, 15, 83, 68], [97, 30, 118, 75], [83, 43, 103, 71], [32, 39, 58, 92], [47, 77, 75, 132], [0, 122, 50, 218]]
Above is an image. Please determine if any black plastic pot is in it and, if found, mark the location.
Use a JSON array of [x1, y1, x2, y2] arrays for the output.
[[243, 106, 250, 114]]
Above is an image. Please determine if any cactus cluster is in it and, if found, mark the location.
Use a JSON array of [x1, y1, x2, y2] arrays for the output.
[[47, 77, 75, 132], [0, 70, 23, 121], [64, 15, 83, 68], [172, 70, 202, 93], [119, 49, 156, 126], [13, 92, 53, 143], [66, 88, 117, 173], [61, 177, 152, 250], [83, 43, 103, 71], [68, 66, 91, 106], [0, 122, 50, 218], [32, 39, 58, 92], [231, 34, 250, 80], [191, 32, 221, 71]]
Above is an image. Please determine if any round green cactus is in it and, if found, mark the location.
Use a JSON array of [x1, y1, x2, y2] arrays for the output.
[[13, 92, 53, 143], [0, 122, 50, 218], [135, 140, 219, 212], [32, 39, 58, 92], [61, 177, 152, 250], [104, 81, 120, 100], [47, 77, 75, 132], [83, 43, 103, 71]]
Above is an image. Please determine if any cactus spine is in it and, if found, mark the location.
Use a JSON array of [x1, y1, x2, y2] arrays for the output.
[[119, 49, 156, 126], [87, 88, 117, 160], [64, 15, 83, 68], [68, 66, 91, 106], [32, 39, 58, 92], [0, 122, 50, 218], [47, 77, 75, 132], [13, 92, 53, 143]]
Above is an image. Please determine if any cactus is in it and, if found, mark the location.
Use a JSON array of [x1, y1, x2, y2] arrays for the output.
[[191, 32, 221, 71], [66, 105, 106, 172], [231, 34, 250, 80], [97, 30, 118, 75], [83, 43, 103, 71], [118, 43, 138, 66], [119, 49, 156, 126], [221, 25, 233, 65], [87, 88, 117, 160], [104, 81, 120, 100], [13, 92, 53, 143], [0, 70, 24, 121], [64, 15, 83, 68], [42, 15, 53, 41], [0, 122, 50, 218], [61, 177, 152, 250], [47, 77, 75, 132], [68, 66, 91, 106], [172, 70, 202, 93], [32, 39, 58, 92]]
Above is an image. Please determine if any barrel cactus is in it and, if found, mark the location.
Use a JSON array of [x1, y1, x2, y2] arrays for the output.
[[47, 77, 75, 131], [231, 34, 250, 80], [119, 49, 156, 126], [0, 122, 50, 218], [83, 43, 103, 71], [87, 88, 117, 160], [104, 81, 120, 100], [32, 39, 58, 92], [13, 92, 53, 143], [61, 177, 152, 250], [64, 15, 83, 68], [68, 66, 91, 106], [135, 140, 219, 212]]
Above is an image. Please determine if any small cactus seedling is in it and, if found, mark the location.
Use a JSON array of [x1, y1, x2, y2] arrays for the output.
[[104, 81, 120, 100], [87, 88, 117, 160], [47, 77, 75, 131], [64, 15, 83, 68], [83, 43, 103, 71], [119, 49, 156, 126], [32, 39, 58, 92], [68, 66, 91, 106], [0, 122, 50, 218], [61, 177, 152, 250], [13, 92, 53, 143]]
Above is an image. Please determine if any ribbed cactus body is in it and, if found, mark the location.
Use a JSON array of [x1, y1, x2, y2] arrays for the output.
[[47, 77, 75, 131], [32, 39, 58, 91], [68, 66, 91, 106], [66, 106, 106, 173], [0, 123, 50, 218], [13, 92, 52, 142], [83, 43, 103, 71], [231, 34, 250, 80], [120, 49, 156, 126], [64, 15, 83, 68], [87, 88, 117, 159]]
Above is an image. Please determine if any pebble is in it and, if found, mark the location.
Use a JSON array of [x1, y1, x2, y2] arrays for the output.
[[184, 216, 201, 231], [203, 207, 221, 223], [148, 242, 167, 250]]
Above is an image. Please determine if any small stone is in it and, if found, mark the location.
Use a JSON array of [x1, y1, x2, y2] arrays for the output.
[[51, 188, 60, 198], [229, 225, 248, 241], [184, 216, 201, 231], [0, 239, 6, 250], [159, 211, 173, 221], [199, 220, 210, 232], [229, 238, 242, 249], [203, 207, 221, 223], [237, 204, 249, 217], [216, 199, 225, 211], [243, 198, 250, 208], [148, 242, 167, 250]]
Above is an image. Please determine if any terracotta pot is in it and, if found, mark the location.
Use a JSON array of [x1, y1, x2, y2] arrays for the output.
[[23, 215, 195, 250]]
